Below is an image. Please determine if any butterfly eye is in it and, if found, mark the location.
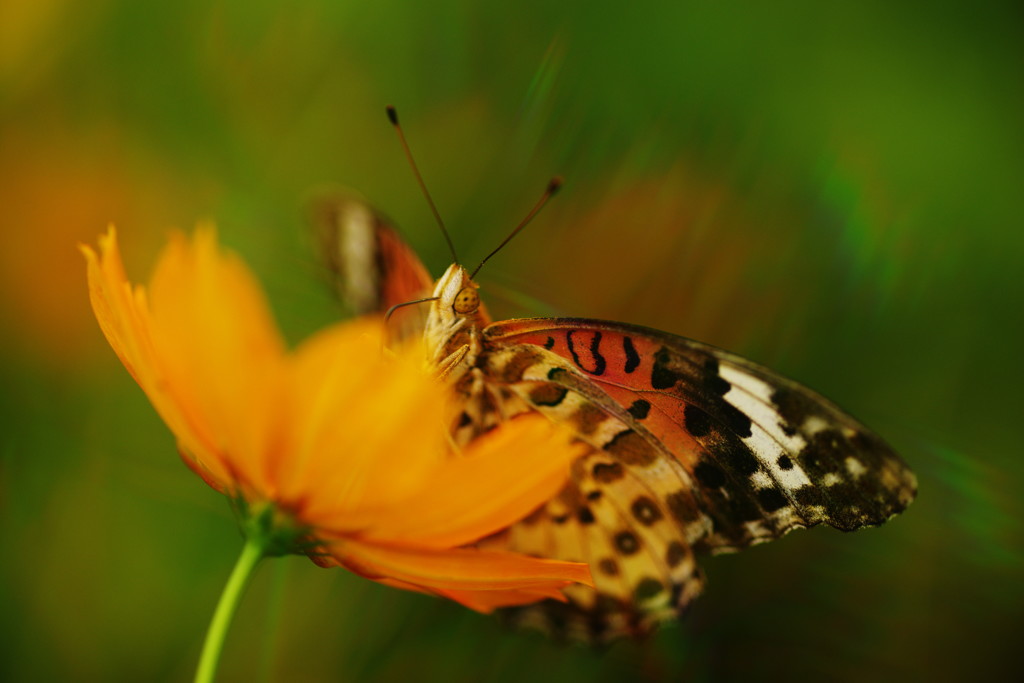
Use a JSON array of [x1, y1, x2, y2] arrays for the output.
[[453, 287, 480, 314]]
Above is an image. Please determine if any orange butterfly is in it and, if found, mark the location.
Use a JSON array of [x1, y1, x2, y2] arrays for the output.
[[311, 108, 917, 643]]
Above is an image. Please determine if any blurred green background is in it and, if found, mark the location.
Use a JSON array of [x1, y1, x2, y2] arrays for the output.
[[2, 1, 1021, 681]]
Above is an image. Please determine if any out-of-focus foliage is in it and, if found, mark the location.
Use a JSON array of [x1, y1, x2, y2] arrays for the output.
[[1, 1, 1020, 681]]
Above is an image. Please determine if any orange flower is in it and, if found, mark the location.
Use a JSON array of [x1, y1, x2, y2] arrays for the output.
[[82, 226, 592, 612]]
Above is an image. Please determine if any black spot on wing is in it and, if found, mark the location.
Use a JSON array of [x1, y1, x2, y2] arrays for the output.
[[604, 429, 657, 466], [709, 428, 759, 475], [592, 462, 625, 483], [719, 402, 753, 438], [630, 496, 663, 525], [567, 330, 607, 376], [633, 578, 664, 602], [623, 336, 640, 373], [694, 461, 726, 488], [771, 385, 819, 427], [794, 485, 827, 508], [627, 399, 651, 420], [650, 347, 682, 390], [666, 490, 702, 524], [544, 336, 555, 350], [684, 404, 712, 437], [681, 386, 752, 439], [614, 531, 640, 555], [528, 384, 568, 407], [756, 488, 789, 512], [665, 541, 688, 568], [706, 486, 764, 528], [577, 507, 596, 524]]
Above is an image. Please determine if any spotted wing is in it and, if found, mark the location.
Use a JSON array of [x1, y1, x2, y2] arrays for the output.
[[466, 345, 706, 642], [309, 192, 434, 342], [485, 317, 916, 548], [474, 317, 915, 641]]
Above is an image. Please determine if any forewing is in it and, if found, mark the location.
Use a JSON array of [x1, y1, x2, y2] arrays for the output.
[[310, 192, 434, 342], [482, 317, 917, 554]]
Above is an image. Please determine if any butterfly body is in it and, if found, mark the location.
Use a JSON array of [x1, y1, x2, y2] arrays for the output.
[[314, 192, 917, 643]]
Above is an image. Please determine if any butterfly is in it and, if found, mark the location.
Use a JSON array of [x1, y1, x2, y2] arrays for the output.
[[310, 113, 917, 643]]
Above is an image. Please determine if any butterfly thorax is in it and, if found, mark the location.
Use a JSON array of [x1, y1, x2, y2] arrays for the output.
[[424, 264, 491, 382]]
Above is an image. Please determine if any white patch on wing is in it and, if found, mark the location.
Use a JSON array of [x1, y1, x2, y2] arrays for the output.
[[802, 415, 830, 435], [769, 506, 800, 528], [845, 456, 867, 478], [822, 472, 842, 487], [593, 419, 630, 448], [719, 364, 813, 490], [338, 202, 378, 312]]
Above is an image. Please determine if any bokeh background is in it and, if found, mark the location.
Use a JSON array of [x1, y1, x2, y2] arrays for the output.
[[2, 1, 1021, 681]]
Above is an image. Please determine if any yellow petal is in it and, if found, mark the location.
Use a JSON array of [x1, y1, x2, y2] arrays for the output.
[[82, 226, 287, 491], [145, 226, 286, 489], [81, 227, 148, 384], [83, 226, 235, 485], [335, 538, 593, 614], [275, 320, 450, 522], [363, 415, 586, 548]]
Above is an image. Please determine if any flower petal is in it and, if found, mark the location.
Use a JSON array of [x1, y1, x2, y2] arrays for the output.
[[83, 226, 236, 485], [433, 585, 574, 612], [360, 415, 585, 548], [275, 320, 449, 522], [334, 538, 593, 613], [82, 226, 287, 491], [145, 226, 286, 488]]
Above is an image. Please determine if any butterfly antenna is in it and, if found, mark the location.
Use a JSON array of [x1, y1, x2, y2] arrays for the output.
[[384, 296, 440, 326], [386, 105, 459, 264], [470, 176, 562, 280]]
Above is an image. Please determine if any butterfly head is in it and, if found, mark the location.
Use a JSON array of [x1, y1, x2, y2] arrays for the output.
[[432, 263, 481, 316], [423, 264, 490, 376]]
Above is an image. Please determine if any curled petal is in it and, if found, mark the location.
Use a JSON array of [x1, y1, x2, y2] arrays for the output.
[[336, 539, 593, 614]]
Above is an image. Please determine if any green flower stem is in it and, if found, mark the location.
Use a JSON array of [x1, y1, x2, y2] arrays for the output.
[[194, 533, 266, 683]]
